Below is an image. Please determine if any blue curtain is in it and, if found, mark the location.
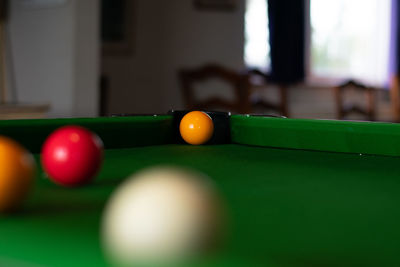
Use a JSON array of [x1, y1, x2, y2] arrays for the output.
[[268, 0, 305, 83]]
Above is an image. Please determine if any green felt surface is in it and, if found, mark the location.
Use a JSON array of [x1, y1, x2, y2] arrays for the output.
[[0, 116, 173, 153], [1, 144, 400, 267], [231, 115, 400, 156]]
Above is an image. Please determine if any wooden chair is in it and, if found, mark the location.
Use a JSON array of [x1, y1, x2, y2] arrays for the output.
[[390, 75, 400, 122], [246, 68, 289, 117], [178, 64, 251, 114], [334, 79, 376, 121]]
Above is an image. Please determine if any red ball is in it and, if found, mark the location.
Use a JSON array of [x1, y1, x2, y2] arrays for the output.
[[41, 125, 103, 187]]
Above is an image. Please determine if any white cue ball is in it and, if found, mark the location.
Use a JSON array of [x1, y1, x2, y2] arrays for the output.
[[102, 166, 223, 266]]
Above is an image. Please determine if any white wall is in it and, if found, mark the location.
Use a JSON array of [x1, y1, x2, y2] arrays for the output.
[[102, 1, 165, 115], [162, 0, 245, 111], [73, 0, 99, 117], [102, 0, 245, 115], [8, 0, 99, 118]]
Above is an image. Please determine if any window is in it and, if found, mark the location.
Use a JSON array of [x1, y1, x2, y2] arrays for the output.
[[244, 0, 391, 84], [244, 0, 270, 70], [310, 0, 392, 85]]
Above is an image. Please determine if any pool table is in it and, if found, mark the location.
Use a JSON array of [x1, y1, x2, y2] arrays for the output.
[[1, 112, 400, 267]]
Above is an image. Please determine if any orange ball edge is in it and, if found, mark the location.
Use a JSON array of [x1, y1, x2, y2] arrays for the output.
[[0, 136, 36, 213], [179, 111, 214, 145]]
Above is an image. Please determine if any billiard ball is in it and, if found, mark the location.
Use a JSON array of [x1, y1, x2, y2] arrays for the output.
[[102, 166, 224, 266], [179, 111, 214, 145], [41, 125, 103, 187], [0, 136, 35, 212]]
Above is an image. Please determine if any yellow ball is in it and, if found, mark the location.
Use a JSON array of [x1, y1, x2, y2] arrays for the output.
[[0, 136, 35, 212], [179, 111, 214, 145], [102, 166, 223, 266]]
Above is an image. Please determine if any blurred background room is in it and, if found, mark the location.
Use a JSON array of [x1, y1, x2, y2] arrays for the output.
[[0, 0, 399, 121]]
